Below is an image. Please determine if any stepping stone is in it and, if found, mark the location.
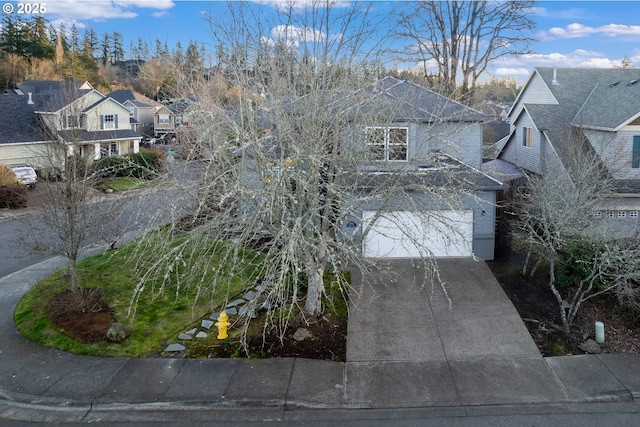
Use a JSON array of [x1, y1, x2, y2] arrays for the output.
[[239, 305, 252, 316], [178, 333, 193, 340], [209, 312, 219, 320], [225, 307, 237, 315], [185, 328, 197, 335], [243, 290, 256, 300], [226, 299, 245, 308], [196, 331, 208, 338], [165, 343, 186, 352], [201, 319, 214, 329]]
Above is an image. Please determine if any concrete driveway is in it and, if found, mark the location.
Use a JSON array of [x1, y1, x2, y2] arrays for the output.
[[344, 258, 561, 407]]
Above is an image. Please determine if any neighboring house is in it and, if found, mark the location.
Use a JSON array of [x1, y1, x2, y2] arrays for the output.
[[497, 67, 640, 239], [108, 89, 160, 136], [153, 105, 177, 138], [0, 80, 141, 170], [239, 77, 505, 260], [154, 98, 197, 139]]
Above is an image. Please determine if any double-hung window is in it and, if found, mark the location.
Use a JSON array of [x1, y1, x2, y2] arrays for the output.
[[158, 114, 170, 125], [365, 126, 408, 162], [102, 114, 116, 130], [522, 127, 533, 148], [64, 114, 79, 129]]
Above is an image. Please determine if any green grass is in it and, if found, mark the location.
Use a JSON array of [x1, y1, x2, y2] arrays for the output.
[[14, 234, 265, 357], [103, 177, 158, 191]]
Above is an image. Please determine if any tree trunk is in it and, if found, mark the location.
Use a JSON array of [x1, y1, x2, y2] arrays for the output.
[[304, 260, 325, 316]]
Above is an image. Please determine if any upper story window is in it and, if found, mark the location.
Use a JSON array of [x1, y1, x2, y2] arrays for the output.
[[365, 126, 408, 162], [64, 114, 79, 129], [522, 127, 533, 148], [158, 114, 170, 124], [102, 114, 116, 130], [632, 136, 640, 168]]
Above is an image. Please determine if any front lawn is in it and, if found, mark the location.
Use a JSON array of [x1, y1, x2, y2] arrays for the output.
[[14, 233, 264, 357]]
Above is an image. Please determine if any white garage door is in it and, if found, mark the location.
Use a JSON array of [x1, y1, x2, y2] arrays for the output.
[[362, 210, 473, 258]]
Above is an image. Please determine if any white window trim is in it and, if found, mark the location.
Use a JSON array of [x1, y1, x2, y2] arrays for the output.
[[64, 114, 80, 129], [103, 113, 116, 130], [365, 126, 408, 162]]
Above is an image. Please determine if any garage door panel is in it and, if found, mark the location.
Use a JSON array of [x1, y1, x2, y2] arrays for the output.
[[363, 210, 473, 258]]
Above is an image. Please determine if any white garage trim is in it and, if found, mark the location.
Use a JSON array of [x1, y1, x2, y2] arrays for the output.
[[362, 210, 473, 258]]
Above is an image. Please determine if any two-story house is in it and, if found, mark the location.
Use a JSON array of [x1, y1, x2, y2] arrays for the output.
[[238, 77, 505, 259], [497, 67, 640, 239], [0, 80, 141, 170], [108, 89, 160, 137], [342, 77, 505, 260]]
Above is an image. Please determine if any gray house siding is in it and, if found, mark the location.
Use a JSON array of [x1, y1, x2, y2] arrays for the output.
[[501, 112, 542, 174], [354, 121, 484, 171], [585, 129, 640, 180]]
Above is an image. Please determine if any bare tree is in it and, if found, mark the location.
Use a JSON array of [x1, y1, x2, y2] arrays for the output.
[[396, 1, 536, 101], [18, 85, 151, 308], [128, 1, 488, 346], [511, 132, 640, 332]]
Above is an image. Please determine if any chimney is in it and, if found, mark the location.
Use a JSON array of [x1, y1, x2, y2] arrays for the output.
[[27, 92, 34, 105], [552, 68, 559, 85]]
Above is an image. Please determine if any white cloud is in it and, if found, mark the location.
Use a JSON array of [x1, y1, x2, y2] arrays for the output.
[[494, 68, 530, 77], [496, 49, 621, 70], [263, 24, 325, 47], [252, 0, 351, 12], [538, 23, 640, 41], [43, 0, 174, 21]]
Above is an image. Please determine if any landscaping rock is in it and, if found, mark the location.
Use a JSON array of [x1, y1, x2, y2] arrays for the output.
[[106, 322, 130, 343], [293, 327, 312, 342], [201, 319, 214, 329], [164, 343, 186, 352], [578, 338, 602, 354]]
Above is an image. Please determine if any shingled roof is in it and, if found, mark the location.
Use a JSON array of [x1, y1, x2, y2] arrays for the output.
[[344, 77, 489, 123], [0, 92, 48, 144], [508, 68, 640, 193]]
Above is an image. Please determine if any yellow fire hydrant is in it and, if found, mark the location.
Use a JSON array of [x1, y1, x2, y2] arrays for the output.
[[215, 311, 231, 340]]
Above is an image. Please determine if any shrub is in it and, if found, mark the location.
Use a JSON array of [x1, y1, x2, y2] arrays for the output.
[[0, 184, 28, 209], [96, 149, 165, 179], [0, 164, 18, 186], [556, 236, 602, 288]]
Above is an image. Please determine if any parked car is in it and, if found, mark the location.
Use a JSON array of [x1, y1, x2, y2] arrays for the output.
[[9, 165, 37, 189]]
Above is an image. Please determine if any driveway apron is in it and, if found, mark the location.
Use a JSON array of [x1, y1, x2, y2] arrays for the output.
[[344, 258, 565, 408]]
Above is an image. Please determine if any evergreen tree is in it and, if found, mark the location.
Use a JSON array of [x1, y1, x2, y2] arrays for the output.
[[101, 32, 110, 64], [70, 24, 79, 53], [112, 31, 124, 62]]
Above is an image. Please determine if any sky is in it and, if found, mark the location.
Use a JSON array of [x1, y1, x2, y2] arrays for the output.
[[3, 0, 640, 83]]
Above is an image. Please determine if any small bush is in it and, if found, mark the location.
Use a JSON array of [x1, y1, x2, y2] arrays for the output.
[[96, 149, 165, 179], [556, 237, 602, 288], [0, 164, 19, 186], [0, 184, 28, 209]]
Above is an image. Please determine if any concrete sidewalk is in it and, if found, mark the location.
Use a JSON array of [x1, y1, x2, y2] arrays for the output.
[[1, 257, 640, 423]]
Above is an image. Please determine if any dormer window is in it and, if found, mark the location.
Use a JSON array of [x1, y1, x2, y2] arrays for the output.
[[365, 126, 408, 162]]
